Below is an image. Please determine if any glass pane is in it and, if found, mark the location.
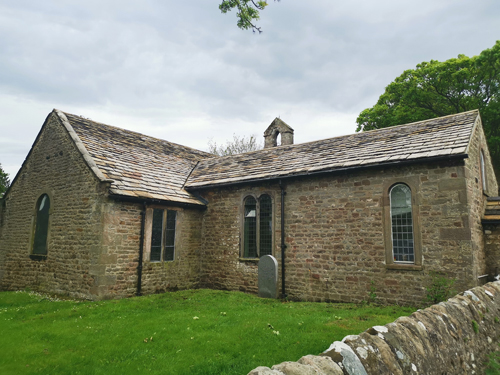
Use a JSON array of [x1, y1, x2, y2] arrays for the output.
[[259, 195, 272, 256], [481, 151, 487, 191], [244, 197, 257, 258], [390, 184, 414, 263], [150, 209, 163, 261], [164, 210, 176, 261], [33, 194, 50, 255]]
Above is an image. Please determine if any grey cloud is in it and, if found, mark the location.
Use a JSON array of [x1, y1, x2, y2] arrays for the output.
[[0, 0, 499, 178]]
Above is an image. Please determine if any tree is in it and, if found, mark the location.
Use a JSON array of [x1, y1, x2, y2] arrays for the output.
[[219, 0, 280, 33], [0, 163, 10, 198], [356, 41, 500, 185], [208, 134, 262, 156]]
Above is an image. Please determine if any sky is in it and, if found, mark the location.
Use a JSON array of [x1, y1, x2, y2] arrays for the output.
[[0, 0, 499, 179]]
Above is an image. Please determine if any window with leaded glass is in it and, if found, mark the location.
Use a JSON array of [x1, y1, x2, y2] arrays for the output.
[[150, 209, 177, 262], [242, 194, 273, 258], [390, 184, 414, 263], [32, 194, 50, 256], [259, 195, 273, 256], [243, 197, 257, 258]]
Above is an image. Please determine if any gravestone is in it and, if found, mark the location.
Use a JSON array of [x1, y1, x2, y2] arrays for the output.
[[258, 255, 278, 299]]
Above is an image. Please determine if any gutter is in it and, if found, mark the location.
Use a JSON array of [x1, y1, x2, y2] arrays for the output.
[[185, 154, 468, 191], [108, 194, 207, 210]]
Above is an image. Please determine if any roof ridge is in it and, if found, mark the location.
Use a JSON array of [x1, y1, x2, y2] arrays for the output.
[[186, 111, 478, 189], [359, 109, 479, 135], [210, 110, 479, 160]]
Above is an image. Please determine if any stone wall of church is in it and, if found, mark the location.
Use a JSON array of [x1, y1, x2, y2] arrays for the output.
[[0, 113, 106, 299], [464, 117, 499, 282], [199, 182, 282, 294], [97, 201, 204, 299], [484, 221, 500, 277], [141, 207, 204, 295], [198, 157, 481, 305]]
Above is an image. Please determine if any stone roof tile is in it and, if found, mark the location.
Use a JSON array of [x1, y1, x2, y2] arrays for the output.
[[185, 111, 479, 189], [61, 111, 213, 206]]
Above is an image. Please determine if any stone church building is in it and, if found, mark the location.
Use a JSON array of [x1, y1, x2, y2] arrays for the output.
[[1, 109, 499, 305]]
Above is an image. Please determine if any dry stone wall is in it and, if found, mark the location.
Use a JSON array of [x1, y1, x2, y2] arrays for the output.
[[249, 281, 500, 375]]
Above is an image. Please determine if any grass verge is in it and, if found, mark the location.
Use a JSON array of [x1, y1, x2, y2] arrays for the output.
[[0, 289, 415, 375]]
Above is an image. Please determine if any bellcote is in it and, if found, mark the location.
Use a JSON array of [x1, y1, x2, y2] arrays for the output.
[[263, 118, 294, 148]]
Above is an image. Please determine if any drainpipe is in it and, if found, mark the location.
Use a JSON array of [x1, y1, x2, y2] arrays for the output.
[[279, 180, 287, 298], [136, 201, 146, 296]]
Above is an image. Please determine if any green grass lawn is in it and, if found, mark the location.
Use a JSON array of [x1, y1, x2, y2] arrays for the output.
[[0, 289, 415, 375]]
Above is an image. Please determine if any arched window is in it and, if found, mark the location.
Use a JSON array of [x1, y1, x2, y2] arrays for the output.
[[32, 194, 50, 256], [390, 184, 414, 263], [243, 196, 257, 258], [480, 150, 487, 193], [242, 194, 273, 258]]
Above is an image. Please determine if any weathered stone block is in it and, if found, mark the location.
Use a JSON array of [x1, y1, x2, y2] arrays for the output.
[[439, 228, 472, 240], [438, 178, 466, 191]]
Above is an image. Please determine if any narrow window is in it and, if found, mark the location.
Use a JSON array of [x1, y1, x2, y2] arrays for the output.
[[390, 184, 414, 263], [259, 194, 273, 256], [33, 194, 50, 255], [150, 209, 177, 262], [481, 150, 487, 192], [243, 197, 257, 258], [150, 208, 163, 261], [242, 194, 273, 258], [164, 210, 176, 261]]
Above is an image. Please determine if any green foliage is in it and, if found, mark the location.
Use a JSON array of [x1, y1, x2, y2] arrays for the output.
[[356, 41, 500, 184], [208, 133, 262, 156], [425, 272, 456, 305], [486, 347, 500, 375], [0, 289, 415, 375], [472, 320, 479, 334], [219, 0, 280, 32], [368, 280, 378, 304], [0, 163, 10, 198]]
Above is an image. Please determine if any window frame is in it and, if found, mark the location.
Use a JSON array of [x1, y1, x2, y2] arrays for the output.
[[241, 193, 274, 259], [144, 207, 178, 263], [30, 193, 52, 260], [383, 179, 422, 270], [480, 149, 488, 194], [389, 184, 415, 264]]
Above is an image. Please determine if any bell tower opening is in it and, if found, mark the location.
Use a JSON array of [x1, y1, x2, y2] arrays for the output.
[[263, 118, 294, 149]]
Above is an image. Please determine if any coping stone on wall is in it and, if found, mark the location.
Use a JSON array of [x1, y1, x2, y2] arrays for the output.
[[247, 281, 500, 375]]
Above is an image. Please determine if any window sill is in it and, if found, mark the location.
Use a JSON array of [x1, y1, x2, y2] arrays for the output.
[[386, 263, 422, 271], [29, 254, 47, 261], [239, 257, 259, 263]]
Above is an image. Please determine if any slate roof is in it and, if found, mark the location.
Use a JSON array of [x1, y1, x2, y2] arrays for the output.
[[184, 111, 480, 189], [57, 110, 213, 206], [53, 109, 480, 204]]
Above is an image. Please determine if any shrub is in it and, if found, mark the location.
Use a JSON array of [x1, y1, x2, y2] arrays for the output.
[[425, 272, 456, 305]]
